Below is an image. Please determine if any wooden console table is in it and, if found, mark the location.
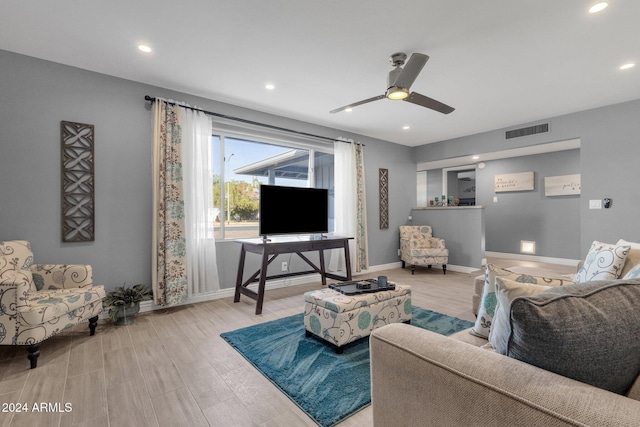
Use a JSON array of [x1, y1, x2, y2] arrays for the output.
[[234, 236, 353, 314]]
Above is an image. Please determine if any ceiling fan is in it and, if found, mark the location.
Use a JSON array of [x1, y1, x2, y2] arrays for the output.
[[329, 52, 455, 115]]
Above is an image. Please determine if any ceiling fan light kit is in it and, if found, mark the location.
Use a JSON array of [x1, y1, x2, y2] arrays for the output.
[[386, 86, 409, 100], [330, 51, 455, 115]]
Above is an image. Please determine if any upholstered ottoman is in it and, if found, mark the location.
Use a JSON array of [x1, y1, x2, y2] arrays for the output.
[[303, 283, 412, 353]]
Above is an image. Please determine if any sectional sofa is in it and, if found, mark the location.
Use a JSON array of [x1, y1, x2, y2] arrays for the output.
[[370, 239, 640, 426]]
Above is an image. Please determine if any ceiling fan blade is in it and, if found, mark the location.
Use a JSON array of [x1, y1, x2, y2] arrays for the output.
[[404, 92, 455, 114], [393, 53, 429, 89], [329, 95, 385, 113]]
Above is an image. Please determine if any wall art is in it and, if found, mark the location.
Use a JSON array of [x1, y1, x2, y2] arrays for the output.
[[379, 168, 389, 229], [494, 171, 534, 192], [61, 121, 95, 242], [544, 174, 581, 196]]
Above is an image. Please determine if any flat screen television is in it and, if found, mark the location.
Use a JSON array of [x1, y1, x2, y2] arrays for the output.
[[259, 185, 329, 237]]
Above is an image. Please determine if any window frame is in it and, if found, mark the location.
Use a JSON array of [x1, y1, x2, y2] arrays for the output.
[[211, 125, 334, 240]]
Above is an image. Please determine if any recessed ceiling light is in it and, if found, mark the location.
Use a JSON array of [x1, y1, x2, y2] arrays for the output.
[[138, 45, 152, 53], [265, 83, 275, 90], [620, 63, 636, 70], [402, 126, 410, 130], [589, 2, 608, 13], [472, 155, 480, 160], [345, 108, 353, 112]]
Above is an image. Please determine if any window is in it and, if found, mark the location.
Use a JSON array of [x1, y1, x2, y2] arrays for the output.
[[211, 134, 334, 239]]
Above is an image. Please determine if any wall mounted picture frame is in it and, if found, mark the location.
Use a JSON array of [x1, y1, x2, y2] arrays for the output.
[[494, 171, 534, 192], [544, 174, 581, 196]]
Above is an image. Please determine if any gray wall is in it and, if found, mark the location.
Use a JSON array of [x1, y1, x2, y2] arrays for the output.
[[0, 50, 415, 292], [413, 100, 640, 259], [410, 207, 485, 268], [476, 150, 580, 258]]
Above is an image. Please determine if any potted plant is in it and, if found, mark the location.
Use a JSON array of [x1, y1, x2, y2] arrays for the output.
[[103, 284, 153, 326]]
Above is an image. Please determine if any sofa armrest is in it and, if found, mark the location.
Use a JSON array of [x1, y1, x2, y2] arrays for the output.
[[31, 264, 93, 289], [370, 323, 640, 427]]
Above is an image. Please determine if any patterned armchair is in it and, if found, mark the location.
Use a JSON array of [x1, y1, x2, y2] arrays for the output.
[[0, 240, 105, 368], [399, 226, 449, 275]]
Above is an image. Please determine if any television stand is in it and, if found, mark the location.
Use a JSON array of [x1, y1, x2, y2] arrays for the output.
[[233, 235, 353, 315]]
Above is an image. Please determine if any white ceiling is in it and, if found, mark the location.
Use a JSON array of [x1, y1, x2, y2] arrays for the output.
[[1, 1, 639, 147]]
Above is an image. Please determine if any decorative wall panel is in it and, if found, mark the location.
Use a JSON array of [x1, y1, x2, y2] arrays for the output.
[[379, 168, 389, 229], [61, 121, 95, 242]]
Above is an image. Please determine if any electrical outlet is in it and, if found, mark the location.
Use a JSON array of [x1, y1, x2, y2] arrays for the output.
[[397, 249, 401, 256], [281, 261, 288, 272]]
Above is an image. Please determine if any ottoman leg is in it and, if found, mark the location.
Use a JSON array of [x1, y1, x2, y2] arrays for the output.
[[443, 265, 447, 275]]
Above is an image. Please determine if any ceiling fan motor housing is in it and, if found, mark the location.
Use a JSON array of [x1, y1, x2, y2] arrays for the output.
[[388, 67, 404, 90], [389, 52, 407, 66]]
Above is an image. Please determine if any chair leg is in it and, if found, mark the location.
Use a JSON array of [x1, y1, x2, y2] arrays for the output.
[[443, 265, 447, 275], [27, 344, 40, 369], [89, 316, 98, 336], [427, 265, 432, 269], [401, 261, 406, 269]]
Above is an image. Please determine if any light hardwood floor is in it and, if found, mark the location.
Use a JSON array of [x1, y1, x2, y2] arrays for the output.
[[0, 258, 575, 427]]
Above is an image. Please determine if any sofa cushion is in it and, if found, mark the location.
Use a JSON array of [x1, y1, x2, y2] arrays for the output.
[[471, 264, 572, 338], [574, 240, 630, 282], [489, 277, 551, 354], [618, 239, 640, 278], [507, 280, 640, 395]]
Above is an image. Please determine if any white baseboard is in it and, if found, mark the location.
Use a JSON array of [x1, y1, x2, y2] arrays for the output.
[[116, 260, 479, 318], [485, 251, 581, 267], [353, 262, 403, 275]]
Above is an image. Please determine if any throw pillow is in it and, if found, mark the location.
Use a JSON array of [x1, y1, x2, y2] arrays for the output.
[[574, 240, 630, 282], [489, 277, 551, 354], [471, 264, 571, 338], [617, 239, 640, 278], [623, 264, 640, 279], [506, 280, 640, 395]]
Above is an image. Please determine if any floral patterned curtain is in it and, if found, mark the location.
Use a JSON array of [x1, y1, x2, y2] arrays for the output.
[[354, 143, 369, 271], [151, 100, 188, 306]]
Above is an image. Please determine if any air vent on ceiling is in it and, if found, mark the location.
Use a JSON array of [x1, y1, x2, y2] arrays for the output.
[[505, 123, 549, 139]]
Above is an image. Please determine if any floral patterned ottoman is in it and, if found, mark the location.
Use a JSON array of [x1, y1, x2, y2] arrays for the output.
[[303, 283, 412, 353]]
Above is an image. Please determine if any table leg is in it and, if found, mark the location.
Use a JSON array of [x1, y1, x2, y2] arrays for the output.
[[234, 244, 247, 303], [343, 240, 353, 280], [319, 249, 327, 286], [255, 249, 269, 315]]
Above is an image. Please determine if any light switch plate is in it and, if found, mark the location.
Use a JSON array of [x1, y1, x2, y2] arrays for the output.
[[589, 199, 602, 209]]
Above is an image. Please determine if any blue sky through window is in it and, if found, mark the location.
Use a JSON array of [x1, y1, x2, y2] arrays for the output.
[[212, 136, 306, 187]]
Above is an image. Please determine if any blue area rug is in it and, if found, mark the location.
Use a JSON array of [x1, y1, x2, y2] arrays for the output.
[[220, 307, 473, 427]]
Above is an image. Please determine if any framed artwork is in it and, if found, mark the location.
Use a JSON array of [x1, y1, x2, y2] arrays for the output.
[[494, 171, 534, 192], [544, 174, 581, 196]]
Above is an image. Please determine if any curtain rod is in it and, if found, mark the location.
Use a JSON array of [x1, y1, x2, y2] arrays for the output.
[[144, 95, 353, 145]]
